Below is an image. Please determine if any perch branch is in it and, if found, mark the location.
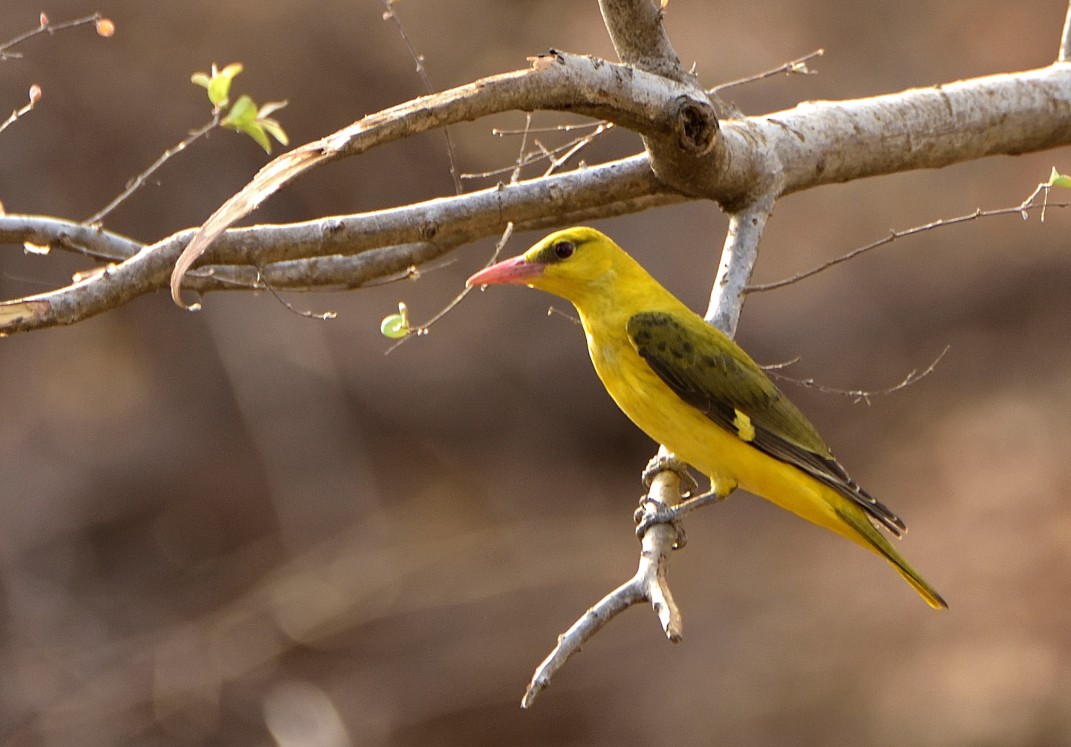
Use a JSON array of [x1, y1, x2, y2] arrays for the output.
[[522, 446, 687, 708]]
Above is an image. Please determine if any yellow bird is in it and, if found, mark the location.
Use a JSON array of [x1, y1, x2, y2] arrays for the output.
[[467, 226, 946, 609]]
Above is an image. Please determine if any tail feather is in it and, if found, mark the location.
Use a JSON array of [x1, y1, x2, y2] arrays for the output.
[[834, 506, 947, 610]]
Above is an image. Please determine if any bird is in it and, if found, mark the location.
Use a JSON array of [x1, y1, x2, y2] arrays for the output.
[[466, 226, 946, 609]]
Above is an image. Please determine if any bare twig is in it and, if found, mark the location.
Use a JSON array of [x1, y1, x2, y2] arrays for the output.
[[747, 197, 1071, 294], [1060, 1, 1071, 62], [767, 345, 951, 405], [709, 49, 824, 94], [522, 446, 686, 708], [381, 0, 462, 195], [85, 117, 221, 225], [386, 223, 515, 353], [462, 123, 611, 181], [0, 12, 105, 61], [0, 84, 42, 136]]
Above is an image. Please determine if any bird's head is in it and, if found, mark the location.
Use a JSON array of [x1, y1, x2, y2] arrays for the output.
[[466, 227, 618, 304]]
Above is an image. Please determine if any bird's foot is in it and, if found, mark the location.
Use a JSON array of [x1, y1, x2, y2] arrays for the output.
[[641, 453, 699, 496], [634, 490, 726, 550], [634, 496, 688, 549]]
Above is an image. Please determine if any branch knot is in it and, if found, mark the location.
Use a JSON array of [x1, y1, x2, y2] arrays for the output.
[[673, 95, 719, 155]]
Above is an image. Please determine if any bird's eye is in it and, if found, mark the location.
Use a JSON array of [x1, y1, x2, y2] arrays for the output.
[[552, 240, 575, 260]]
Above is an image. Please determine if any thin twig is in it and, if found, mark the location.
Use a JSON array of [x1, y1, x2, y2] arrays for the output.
[[0, 12, 103, 61], [256, 269, 338, 320], [709, 49, 824, 94], [492, 121, 606, 136], [767, 345, 951, 405], [84, 117, 221, 225], [461, 125, 609, 181], [541, 124, 608, 177], [747, 197, 1071, 294], [381, 0, 462, 195], [385, 223, 515, 353], [1060, 1, 1071, 62], [0, 85, 41, 137]]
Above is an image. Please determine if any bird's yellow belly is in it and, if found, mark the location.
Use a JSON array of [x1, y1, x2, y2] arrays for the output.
[[591, 341, 847, 540]]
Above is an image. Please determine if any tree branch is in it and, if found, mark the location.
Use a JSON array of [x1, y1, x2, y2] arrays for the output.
[[169, 51, 718, 306], [522, 446, 687, 708], [5, 57, 1071, 334], [597, 0, 684, 81], [598, 0, 720, 199], [705, 194, 775, 336], [0, 156, 681, 332], [167, 57, 1071, 305], [7, 61, 1071, 331]]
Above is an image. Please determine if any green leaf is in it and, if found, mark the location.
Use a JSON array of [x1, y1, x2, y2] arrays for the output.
[[207, 75, 231, 107], [221, 96, 289, 152], [380, 303, 410, 338], [222, 94, 257, 127], [257, 100, 288, 118], [243, 123, 273, 153], [219, 63, 243, 80], [1048, 167, 1071, 189], [191, 62, 244, 108], [259, 118, 289, 147]]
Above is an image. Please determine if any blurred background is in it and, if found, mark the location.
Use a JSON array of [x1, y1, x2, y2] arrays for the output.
[[2, 1, 1070, 744]]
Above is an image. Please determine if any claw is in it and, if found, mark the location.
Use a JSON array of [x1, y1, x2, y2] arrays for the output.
[[641, 453, 699, 496], [635, 496, 688, 549], [634, 488, 730, 550]]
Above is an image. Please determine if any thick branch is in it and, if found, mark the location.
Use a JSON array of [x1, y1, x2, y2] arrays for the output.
[[5, 59, 1071, 331], [734, 64, 1071, 201], [0, 160, 678, 332], [0, 216, 141, 262], [598, 0, 720, 199], [597, 0, 684, 81], [169, 51, 716, 305]]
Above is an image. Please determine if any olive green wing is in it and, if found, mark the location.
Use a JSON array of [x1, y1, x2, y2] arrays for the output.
[[626, 311, 905, 536]]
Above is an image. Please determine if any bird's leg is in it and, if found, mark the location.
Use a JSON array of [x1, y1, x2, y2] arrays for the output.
[[635, 453, 701, 549]]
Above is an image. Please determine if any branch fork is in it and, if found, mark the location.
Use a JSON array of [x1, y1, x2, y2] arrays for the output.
[[522, 447, 690, 708]]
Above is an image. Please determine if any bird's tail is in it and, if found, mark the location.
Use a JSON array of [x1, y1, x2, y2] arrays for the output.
[[834, 505, 948, 610]]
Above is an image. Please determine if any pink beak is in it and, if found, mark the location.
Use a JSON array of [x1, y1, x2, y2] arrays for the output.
[[466, 255, 544, 287]]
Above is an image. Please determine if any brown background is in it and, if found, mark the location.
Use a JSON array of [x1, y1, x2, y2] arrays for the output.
[[2, 1, 1070, 744]]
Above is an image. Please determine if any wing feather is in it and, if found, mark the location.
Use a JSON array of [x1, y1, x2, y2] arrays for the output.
[[626, 311, 905, 535]]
